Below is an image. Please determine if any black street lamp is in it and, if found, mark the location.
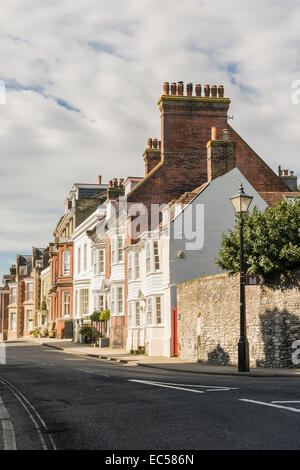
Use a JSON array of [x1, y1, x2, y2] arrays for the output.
[[230, 183, 253, 372]]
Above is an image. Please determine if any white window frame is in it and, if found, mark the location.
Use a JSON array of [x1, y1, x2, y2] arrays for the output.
[[80, 289, 89, 316], [94, 249, 105, 275], [27, 282, 33, 301], [128, 302, 132, 328], [155, 296, 162, 324], [94, 293, 105, 312], [83, 243, 87, 271], [146, 242, 151, 274], [10, 313, 16, 332], [111, 235, 124, 265], [153, 241, 160, 271], [146, 297, 153, 325], [62, 291, 70, 317], [26, 310, 33, 329], [110, 287, 116, 315], [128, 253, 133, 282], [134, 252, 140, 279], [135, 301, 141, 326], [117, 286, 124, 314], [62, 250, 71, 275], [117, 236, 124, 262], [77, 247, 81, 274]]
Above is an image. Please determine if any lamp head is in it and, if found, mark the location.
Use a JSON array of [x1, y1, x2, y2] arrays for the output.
[[230, 183, 253, 213]]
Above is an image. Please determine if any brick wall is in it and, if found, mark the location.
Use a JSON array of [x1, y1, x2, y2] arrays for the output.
[[177, 270, 300, 368], [229, 125, 289, 193]]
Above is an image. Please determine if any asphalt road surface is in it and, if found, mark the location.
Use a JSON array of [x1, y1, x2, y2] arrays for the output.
[[0, 341, 299, 450]]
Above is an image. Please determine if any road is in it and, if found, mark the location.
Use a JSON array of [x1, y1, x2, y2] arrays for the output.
[[0, 341, 299, 450]]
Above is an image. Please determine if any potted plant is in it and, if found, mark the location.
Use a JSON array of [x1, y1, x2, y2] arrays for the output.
[[30, 327, 41, 338]]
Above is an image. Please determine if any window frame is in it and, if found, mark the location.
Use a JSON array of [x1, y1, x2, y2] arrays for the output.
[[62, 290, 71, 317], [62, 250, 71, 275]]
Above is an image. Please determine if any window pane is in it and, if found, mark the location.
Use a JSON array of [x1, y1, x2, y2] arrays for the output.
[[128, 254, 132, 281], [146, 243, 151, 273], [63, 250, 70, 275], [128, 302, 132, 328], [27, 283, 33, 301], [136, 301, 140, 326], [118, 236, 123, 262], [118, 287, 123, 314], [135, 253, 140, 279], [147, 297, 152, 325], [78, 248, 81, 274], [156, 297, 162, 324], [153, 241, 160, 270]]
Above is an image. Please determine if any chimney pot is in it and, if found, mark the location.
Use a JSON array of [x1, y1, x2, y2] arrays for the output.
[[113, 178, 118, 187], [195, 84, 202, 97], [153, 138, 158, 149], [284, 169, 288, 176], [158, 140, 161, 149], [211, 127, 217, 140], [211, 85, 217, 97], [147, 138, 152, 149], [186, 83, 193, 96], [163, 82, 170, 95], [204, 84, 210, 97], [170, 82, 177, 95], [98, 175, 102, 184], [177, 81, 184, 96], [222, 128, 231, 141], [119, 178, 124, 186], [108, 180, 113, 188], [218, 85, 224, 97]]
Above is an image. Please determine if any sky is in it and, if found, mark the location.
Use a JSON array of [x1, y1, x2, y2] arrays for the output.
[[1, 0, 300, 279]]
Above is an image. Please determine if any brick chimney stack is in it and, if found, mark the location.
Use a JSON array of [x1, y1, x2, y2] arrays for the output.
[[143, 138, 161, 175], [158, 81, 230, 188], [278, 167, 298, 190], [206, 127, 236, 181]]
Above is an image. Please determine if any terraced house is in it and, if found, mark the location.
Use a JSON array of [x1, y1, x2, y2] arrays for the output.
[[49, 178, 108, 338]]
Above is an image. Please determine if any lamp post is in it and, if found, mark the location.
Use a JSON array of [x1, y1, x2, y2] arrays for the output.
[[230, 183, 253, 372]]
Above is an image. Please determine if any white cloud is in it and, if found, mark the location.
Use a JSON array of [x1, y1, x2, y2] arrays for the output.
[[0, 0, 300, 262]]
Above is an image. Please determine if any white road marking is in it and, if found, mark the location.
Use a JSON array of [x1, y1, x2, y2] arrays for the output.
[[0, 397, 17, 450], [133, 380, 237, 390], [129, 379, 205, 393], [271, 401, 300, 404], [0, 377, 56, 450], [240, 399, 300, 414], [129, 379, 237, 394], [206, 388, 233, 392]]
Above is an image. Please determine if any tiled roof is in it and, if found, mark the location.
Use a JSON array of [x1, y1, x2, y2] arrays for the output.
[[260, 191, 300, 206]]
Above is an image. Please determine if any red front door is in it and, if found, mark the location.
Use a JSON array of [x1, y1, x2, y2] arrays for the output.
[[173, 307, 178, 356]]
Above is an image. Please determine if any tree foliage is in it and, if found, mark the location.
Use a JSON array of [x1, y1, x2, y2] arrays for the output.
[[216, 200, 300, 277]]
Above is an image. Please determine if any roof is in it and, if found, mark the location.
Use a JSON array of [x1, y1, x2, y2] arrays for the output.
[[260, 191, 300, 206]]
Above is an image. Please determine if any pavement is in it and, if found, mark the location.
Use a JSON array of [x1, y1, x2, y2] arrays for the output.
[[15, 337, 300, 378]]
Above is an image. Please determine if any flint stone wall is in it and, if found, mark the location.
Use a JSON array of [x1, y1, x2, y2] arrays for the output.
[[177, 270, 300, 368]]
